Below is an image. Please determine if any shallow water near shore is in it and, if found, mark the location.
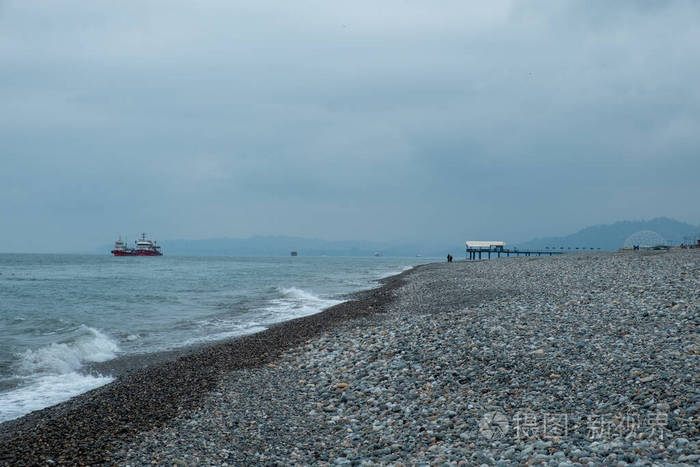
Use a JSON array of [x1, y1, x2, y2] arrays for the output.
[[0, 254, 434, 423]]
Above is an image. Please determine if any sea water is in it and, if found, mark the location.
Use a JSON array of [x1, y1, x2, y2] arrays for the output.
[[0, 254, 433, 423]]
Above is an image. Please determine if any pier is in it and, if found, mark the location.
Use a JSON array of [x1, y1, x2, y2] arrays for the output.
[[465, 240, 564, 261]]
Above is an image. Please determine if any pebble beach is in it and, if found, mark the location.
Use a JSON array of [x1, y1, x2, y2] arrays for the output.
[[2, 250, 698, 465]]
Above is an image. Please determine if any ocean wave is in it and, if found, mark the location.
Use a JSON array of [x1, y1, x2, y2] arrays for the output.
[[17, 326, 119, 375], [181, 323, 268, 347], [168, 288, 341, 347], [0, 372, 113, 423], [0, 326, 119, 423], [262, 287, 343, 322]]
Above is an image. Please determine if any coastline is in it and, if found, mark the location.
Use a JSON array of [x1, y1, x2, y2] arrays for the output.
[[83, 264, 415, 380], [0, 266, 416, 464], [2, 250, 698, 464]]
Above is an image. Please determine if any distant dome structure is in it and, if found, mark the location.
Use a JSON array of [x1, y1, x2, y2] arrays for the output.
[[623, 230, 666, 248]]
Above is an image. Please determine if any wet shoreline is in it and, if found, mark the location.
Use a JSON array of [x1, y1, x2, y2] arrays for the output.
[[0, 267, 415, 464]]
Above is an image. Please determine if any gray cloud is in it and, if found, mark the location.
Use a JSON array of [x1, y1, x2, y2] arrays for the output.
[[1, 1, 699, 252]]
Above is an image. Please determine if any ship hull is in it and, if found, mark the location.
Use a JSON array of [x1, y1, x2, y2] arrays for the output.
[[111, 250, 162, 256], [111, 250, 136, 256], [135, 250, 163, 256]]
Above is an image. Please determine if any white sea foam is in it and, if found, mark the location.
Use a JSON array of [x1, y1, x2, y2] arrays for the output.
[[0, 372, 114, 423], [144, 288, 340, 350], [181, 323, 268, 346], [263, 287, 343, 322], [1, 326, 120, 423], [17, 326, 119, 375]]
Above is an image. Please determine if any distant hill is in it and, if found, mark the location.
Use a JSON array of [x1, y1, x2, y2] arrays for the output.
[[515, 217, 700, 251], [96, 236, 448, 257], [95, 217, 699, 256]]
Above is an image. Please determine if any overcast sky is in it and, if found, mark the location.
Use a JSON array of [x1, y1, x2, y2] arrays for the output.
[[1, 1, 699, 252]]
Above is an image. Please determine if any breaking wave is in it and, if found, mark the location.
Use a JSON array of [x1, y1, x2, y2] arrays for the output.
[[0, 372, 113, 423], [0, 326, 118, 423], [17, 326, 119, 375], [262, 287, 343, 322]]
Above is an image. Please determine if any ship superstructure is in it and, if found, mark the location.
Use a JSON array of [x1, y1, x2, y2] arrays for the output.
[[111, 233, 163, 256]]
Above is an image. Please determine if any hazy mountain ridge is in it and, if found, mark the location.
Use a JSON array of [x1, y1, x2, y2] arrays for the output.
[[95, 218, 699, 256], [515, 217, 699, 251]]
